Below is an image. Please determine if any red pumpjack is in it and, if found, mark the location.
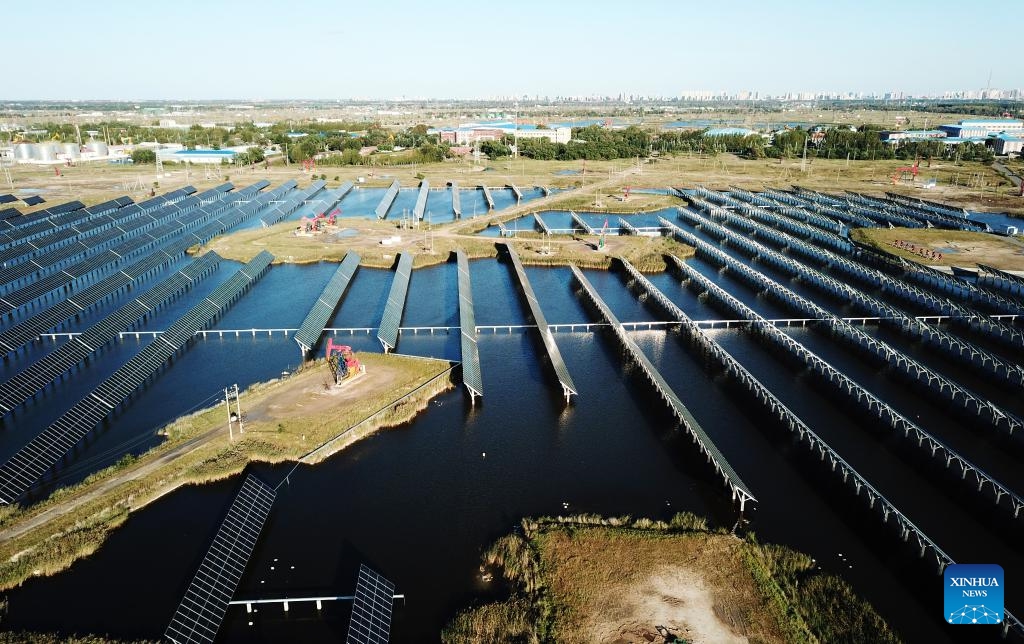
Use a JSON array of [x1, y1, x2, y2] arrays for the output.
[[892, 158, 920, 185], [326, 338, 361, 384]]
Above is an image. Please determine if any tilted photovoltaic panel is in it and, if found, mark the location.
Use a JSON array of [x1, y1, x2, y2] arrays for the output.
[[376, 252, 412, 352], [0, 252, 221, 414], [346, 565, 396, 644], [456, 249, 482, 398], [294, 251, 360, 355], [165, 474, 276, 644]]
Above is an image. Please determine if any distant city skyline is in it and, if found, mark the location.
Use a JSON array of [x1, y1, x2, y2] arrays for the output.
[[2, 0, 1021, 101]]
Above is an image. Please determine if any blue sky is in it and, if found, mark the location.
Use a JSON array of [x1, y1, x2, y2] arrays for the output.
[[3, 0, 1020, 100]]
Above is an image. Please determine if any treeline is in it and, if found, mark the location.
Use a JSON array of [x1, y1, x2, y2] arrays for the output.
[[653, 125, 994, 163], [483, 125, 651, 160]]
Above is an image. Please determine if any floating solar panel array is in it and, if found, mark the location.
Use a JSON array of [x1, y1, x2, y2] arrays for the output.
[[672, 207, 1024, 435], [661, 219, 1024, 519], [0, 193, 173, 251], [0, 208, 20, 221], [0, 251, 274, 504], [20, 195, 45, 207], [687, 199, 1024, 385], [375, 180, 400, 220], [0, 183, 266, 318], [294, 251, 360, 357], [0, 252, 222, 414], [0, 197, 136, 269], [346, 565, 397, 644], [571, 263, 755, 511], [165, 474, 277, 644], [502, 243, 576, 401], [0, 190, 210, 291], [258, 179, 321, 227], [456, 250, 483, 401], [0, 195, 16, 205], [376, 252, 413, 353]]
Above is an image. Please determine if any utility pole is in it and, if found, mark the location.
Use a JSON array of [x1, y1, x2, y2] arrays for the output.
[[801, 135, 809, 173], [225, 388, 233, 441], [513, 100, 519, 159], [233, 383, 244, 434]]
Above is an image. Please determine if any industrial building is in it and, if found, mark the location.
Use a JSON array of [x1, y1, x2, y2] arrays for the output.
[[4, 141, 116, 164], [879, 129, 947, 143], [992, 133, 1024, 156], [155, 148, 237, 164], [938, 118, 1023, 138], [436, 122, 572, 145]]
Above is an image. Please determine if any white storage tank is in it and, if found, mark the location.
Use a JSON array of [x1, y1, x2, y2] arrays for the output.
[[13, 143, 32, 161], [87, 141, 108, 157], [61, 143, 81, 159], [36, 143, 56, 162]]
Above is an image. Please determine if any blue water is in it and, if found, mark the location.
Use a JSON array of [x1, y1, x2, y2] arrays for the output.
[[479, 208, 675, 237], [967, 210, 1022, 231]]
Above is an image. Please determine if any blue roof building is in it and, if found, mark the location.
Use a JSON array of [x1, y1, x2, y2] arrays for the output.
[[939, 118, 1023, 139]]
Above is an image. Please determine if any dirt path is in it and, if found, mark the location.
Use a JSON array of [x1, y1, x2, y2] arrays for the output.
[[449, 165, 640, 234], [0, 425, 224, 543]]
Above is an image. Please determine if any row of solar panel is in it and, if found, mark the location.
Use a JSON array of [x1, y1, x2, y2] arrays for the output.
[[0, 182, 265, 317], [0, 185, 226, 269], [456, 249, 483, 397], [0, 251, 274, 503], [294, 250, 360, 354], [0, 194, 160, 247], [0, 190, 215, 292], [0, 252, 222, 414], [258, 179, 322, 227], [376, 252, 413, 352]]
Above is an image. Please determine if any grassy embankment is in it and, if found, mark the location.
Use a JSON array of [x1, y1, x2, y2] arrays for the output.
[[443, 514, 900, 644], [197, 217, 694, 273], [0, 353, 453, 592], [10, 150, 1019, 218], [850, 227, 1024, 271]]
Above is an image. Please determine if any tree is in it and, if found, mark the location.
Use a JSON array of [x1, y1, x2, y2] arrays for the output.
[[131, 148, 156, 164]]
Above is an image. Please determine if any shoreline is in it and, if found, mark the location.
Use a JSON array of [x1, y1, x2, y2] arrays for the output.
[[0, 353, 454, 592]]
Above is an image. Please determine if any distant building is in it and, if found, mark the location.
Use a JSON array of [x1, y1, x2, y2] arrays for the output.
[[705, 127, 757, 137], [991, 133, 1024, 156], [938, 119, 1023, 138], [880, 130, 947, 143], [156, 148, 236, 164], [436, 122, 571, 145]]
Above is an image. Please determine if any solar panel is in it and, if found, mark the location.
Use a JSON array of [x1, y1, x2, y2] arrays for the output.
[[0, 252, 273, 503], [165, 474, 276, 644], [376, 252, 412, 352], [21, 196, 45, 207], [0, 188, 256, 317], [346, 565, 396, 644], [456, 250, 482, 399], [375, 180, 400, 220], [0, 252, 221, 414], [259, 180, 325, 227], [294, 251, 360, 355], [0, 195, 16, 205]]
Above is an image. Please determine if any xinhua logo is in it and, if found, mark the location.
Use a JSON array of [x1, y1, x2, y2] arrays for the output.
[[944, 563, 1004, 625]]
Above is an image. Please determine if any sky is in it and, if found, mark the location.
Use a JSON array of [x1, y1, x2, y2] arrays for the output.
[[2, 0, 1021, 100]]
